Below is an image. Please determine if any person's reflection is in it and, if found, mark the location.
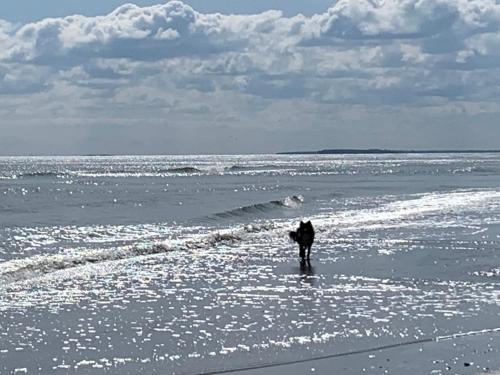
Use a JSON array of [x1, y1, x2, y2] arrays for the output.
[[298, 259, 315, 286]]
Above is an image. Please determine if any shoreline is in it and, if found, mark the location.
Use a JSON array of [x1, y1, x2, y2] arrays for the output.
[[278, 149, 500, 155], [222, 330, 500, 375]]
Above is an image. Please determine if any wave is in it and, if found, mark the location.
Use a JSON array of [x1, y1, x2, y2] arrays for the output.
[[312, 189, 500, 234], [162, 167, 202, 173], [3, 189, 499, 285], [213, 195, 303, 219], [225, 164, 287, 172], [0, 244, 172, 284], [0, 222, 277, 284], [473, 268, 500, 278], [2, 171, 65, 179], [467, 166, 498, 174], [0, 206, 298, 284], [68, 166, 204, 177]]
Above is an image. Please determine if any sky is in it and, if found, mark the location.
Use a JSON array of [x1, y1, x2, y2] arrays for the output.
[[1, 0, 500, 155]]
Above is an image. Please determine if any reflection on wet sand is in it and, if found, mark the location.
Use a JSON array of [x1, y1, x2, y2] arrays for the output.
[[298, 259, 316, 287]]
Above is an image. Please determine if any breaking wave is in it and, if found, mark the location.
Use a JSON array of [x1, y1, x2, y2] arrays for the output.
[[213, 195, 304, 219], [0, 222, 284, 284], [70, 166, 204, 177], [162, 167, 202, 173], [0, 245, 169, 284], [5, 164, 498, 180], [312, 189, 500, 233], [473, 268, 500, 278], [20, 171, 64, 178]]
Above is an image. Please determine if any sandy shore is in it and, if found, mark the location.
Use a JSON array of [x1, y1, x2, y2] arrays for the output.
[[1, 223, 499, 374], [223, 331, 500, 375]]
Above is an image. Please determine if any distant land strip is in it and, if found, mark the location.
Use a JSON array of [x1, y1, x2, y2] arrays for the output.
[[278, 149, 500, 155]]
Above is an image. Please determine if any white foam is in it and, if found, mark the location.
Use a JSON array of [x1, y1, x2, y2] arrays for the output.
[[313, 189, 500, 232]]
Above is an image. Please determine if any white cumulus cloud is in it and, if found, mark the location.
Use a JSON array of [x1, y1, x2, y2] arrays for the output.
[[1, 0, 500, 154]]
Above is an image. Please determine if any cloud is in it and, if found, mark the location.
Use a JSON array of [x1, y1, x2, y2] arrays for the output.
[[1, 1, 500, 153], [4, 2, 286, 65], [0, 19, 12, 38], [0, 63, 51, 95], [7, 2, 204, 64], [5, 1, 498, 98], [303, 0, 500, 43]]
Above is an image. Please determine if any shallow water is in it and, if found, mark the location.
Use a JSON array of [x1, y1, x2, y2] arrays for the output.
[[0, 154, 499, 374]]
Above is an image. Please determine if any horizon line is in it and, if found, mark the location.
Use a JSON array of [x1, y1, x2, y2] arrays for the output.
[[1, 148, 500, 157]]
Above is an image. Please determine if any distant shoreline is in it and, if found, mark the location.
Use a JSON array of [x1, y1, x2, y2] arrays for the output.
[[278, 149, 500, 155], [1, 149, 500, 157]]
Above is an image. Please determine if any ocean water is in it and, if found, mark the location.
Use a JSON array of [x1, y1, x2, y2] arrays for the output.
[[0, 153, 499, 374]]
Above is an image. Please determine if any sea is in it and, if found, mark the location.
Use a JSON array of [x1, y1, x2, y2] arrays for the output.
[[0, 153, 499, 374]]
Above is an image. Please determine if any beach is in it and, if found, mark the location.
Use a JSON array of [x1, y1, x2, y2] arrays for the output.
[[0, 154, 499, 374], [225, 331, 500, 375]]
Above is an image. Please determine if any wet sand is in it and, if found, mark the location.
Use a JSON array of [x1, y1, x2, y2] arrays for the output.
[[1, 229, 499, 374], [224, 331, 500, 375]]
